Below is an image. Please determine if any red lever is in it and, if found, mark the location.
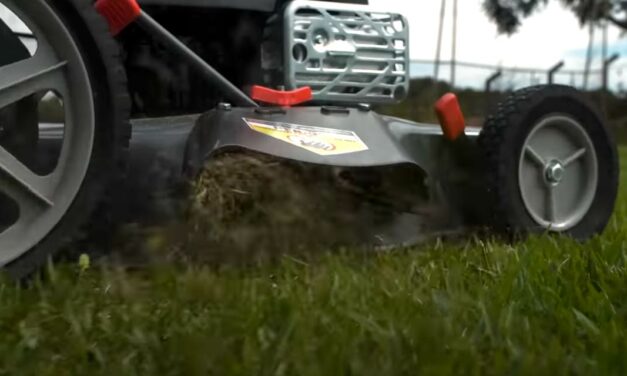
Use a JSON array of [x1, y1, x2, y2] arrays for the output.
[[250, 86, 313, 107], [435, 93, 466, 141], [95, 0, 142, 36]]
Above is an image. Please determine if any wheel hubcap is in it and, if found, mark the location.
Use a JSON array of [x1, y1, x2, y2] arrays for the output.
[[518, 115, 598, 231], [0, 0, 95, 264]]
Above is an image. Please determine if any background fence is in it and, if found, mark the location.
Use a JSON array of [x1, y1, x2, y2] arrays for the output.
[[410, 58, 625, 93], [378, 58, 627, 141]]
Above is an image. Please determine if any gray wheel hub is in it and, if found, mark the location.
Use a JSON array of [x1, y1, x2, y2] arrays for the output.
[[0, 0, 94, 264], [544, 160, 565, 184], [518, 115, 598, 231]]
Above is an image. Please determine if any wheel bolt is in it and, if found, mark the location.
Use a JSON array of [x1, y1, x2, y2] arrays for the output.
[[545, 161, 565, 184]]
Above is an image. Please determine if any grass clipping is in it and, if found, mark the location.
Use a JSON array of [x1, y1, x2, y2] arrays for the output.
[[136, 152, 373, 265]]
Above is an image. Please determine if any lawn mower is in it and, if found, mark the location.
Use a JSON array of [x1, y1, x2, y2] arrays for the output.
[[0, 0, 619, 276]]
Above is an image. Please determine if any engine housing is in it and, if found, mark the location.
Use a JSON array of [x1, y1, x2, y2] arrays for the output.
[[275, 0, 410, 104]]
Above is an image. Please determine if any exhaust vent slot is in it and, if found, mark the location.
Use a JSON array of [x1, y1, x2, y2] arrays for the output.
[[344, 75, 377, 84], [323, 58, 349, 70], [353, 61, 389, 72], [353, 36, 388, 47], [295, 73, 337, 82], [356, 49, 396, 60]]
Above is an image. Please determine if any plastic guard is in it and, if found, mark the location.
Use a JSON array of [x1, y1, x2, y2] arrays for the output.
[[435, 93, 466, 141], [250, 86, 313, 107]]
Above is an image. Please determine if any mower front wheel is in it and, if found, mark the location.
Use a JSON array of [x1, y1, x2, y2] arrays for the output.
[[478, 85, 619, 240]]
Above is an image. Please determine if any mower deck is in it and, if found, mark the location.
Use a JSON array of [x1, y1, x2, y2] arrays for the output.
[[85, 108, 480, 249]]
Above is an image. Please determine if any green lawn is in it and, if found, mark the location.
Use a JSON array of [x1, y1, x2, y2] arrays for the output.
[[0, 153, 626, 376]]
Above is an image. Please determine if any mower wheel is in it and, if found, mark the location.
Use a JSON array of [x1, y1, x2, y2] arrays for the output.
[[478, 85, 618, 240], [0, 0, 130, 278]]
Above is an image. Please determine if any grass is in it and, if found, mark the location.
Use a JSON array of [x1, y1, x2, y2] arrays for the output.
[[0, 154, 626, 375]]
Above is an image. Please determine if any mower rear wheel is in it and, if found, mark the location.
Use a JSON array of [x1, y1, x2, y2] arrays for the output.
[[0, 0, 130, 277], [478, 85, 618, 240]]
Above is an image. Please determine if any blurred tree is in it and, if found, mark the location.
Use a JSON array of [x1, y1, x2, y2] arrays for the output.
[[482, 0, 627, 33]]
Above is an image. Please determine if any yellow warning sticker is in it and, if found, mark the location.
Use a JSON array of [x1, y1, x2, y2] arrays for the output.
[[243, 118, 369, 156]]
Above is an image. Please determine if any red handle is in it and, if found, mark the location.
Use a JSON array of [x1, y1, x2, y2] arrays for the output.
[[250, 86, 313, 107], [95, 0, 142, 36], [435, 93, 466, 141]]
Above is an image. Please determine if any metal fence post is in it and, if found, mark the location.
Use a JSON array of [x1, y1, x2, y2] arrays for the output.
[[485, 70, 502, 93], [548, 61, 565, 84], [485, 70, 502, 112], [602, 54, 620, 117], [603, 54, 620, 92]]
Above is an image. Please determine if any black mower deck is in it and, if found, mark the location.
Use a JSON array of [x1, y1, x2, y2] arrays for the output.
[[100, 109, 483, 249]]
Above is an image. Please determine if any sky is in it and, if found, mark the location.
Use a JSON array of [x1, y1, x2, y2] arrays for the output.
[[2, 1, 626, 90], [369, 0, 627, 90]]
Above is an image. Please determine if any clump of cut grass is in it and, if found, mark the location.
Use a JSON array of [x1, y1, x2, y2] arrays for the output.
[[119, 152, 394, 266]]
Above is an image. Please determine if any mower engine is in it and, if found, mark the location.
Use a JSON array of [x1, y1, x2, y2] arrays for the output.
[[262, 1, 410, 104]]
